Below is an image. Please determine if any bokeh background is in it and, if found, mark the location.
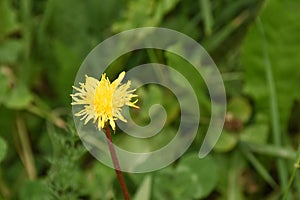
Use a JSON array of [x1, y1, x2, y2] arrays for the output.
[[0, 0, 300, 199]]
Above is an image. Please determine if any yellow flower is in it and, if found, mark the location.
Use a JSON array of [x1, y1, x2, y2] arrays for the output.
[[71, 71, 139, 131]]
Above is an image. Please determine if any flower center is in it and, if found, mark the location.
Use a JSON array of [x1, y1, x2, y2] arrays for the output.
[[93, 77, 114, 119]]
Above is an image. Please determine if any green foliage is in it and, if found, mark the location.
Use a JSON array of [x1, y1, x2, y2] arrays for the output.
[[0, 0, 19, 40], [241, 0, 300, 129], [0, 137, 7, 162], [0, 0, 299, 199], [227, 97, 252, 123], [4, 84, 33, 109], [0, 72, 9, 104], [133, 175, 152, 200], [214, 131, 238, 152], [18, 180, 52, 200], [112, 0, 180, 32], [153, 154, 218, 199], [46, 125, 87, 199], [0, 40, 23, 64]]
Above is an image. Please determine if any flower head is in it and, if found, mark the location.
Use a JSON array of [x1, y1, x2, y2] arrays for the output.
[[71, 71, 139, 131]]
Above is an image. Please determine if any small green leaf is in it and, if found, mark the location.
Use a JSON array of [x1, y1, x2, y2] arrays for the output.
[[4, 84, 33, 109], [240, 124, 269, 144], [139, 84, 163, 121], [176, 154, 218, 199], [0, 0, 19, 39], [153, 154, 218, 199], [227, 97, 252, 123], [0, 40, 23, 64], [214, 131, 238, 152], [0, 137, 7, 162], [133, 175, 152, 200]]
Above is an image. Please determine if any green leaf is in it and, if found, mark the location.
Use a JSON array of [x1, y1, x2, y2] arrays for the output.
[[51, 40, 80, 105], [112, 0, 180, 32], [214, 131, 238, 152], [0, 0, 19, 40], [154, 154, 218, 199], [0, 137, 7, 162], [0, 72, 9, 104], [241, 0, 300, 129], [138, 84, 163, 122], [18, 180, 52, 200], [165, 50, 211, 117], [135, 84, 179, 126], [227, 97, 252, 123], [4, 84, 32, 109], [0, 40, 23, 64], [177, 154, 218, 199], [115, 127, 177, 153], [46, 125, 87, 199], [240, 124, 269, 144], [86, 162, 115, 200], [133, 175, 152, 200]]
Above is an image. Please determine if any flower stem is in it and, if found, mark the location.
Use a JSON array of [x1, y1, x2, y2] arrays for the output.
[[105, 126, 130, 200]]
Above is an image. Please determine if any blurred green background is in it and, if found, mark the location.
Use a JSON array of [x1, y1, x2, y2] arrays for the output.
[[1, 0, 300, 199]]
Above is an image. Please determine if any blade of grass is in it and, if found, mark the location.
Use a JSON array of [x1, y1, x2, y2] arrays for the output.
[[16, 114, 37, 180], [146, 49, 168, 85], [133, 175, 152, 200], [227, 151, 244, 200], [37, 0, 54, 43], [21, 0, 31, 59], [0, 168, 10, 199], [256, 18, 289, 197], [199, 0, 213, 36], [20, 0, 32, 84], [203, 11, 249, 51], [242, 142, 297, 161], [240, 143, 277, 188], [282, 155, 300, 199], [282, 143, 300, 199], [295, 170, 300, 199], [215, 0, 252, 28]]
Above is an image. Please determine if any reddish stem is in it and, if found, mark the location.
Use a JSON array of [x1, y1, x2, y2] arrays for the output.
[[105, 126, 130, 200]]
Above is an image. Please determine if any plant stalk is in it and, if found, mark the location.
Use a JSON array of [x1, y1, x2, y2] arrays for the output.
[[282, 154, 300, 199], [105, 126, 130, 200]]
